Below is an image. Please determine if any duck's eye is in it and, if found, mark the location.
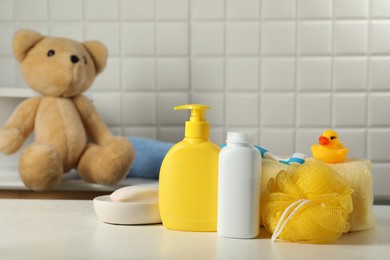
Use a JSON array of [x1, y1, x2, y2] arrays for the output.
[[47, 50, 55, 57], [330, 136, 337, 140], [83, 56, 87, 65]]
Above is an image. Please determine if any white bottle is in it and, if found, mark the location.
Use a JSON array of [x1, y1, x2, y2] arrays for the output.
[[217, 132, 261, 239]]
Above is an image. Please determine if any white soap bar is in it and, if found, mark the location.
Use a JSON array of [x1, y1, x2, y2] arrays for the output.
[[110, 186, 158, 202]]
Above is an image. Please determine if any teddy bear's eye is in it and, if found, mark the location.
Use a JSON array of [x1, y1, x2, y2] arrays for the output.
[[83, 56, 87, 65], [47, 50, 55, 57]]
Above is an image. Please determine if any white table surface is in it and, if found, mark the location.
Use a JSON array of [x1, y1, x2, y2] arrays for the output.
[[1, 200, 389, 260]]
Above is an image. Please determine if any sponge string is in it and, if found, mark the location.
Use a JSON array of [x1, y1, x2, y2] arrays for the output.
[[271, 199, 311, 242]]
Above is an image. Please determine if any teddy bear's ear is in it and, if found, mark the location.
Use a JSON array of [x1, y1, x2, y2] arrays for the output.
[[13, 29, 44, 62], [83, 41, 108, 75]]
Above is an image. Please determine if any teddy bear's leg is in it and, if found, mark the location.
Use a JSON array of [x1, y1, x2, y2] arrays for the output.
[[19, 142, 63, 191], [77, 136, 134, 185]]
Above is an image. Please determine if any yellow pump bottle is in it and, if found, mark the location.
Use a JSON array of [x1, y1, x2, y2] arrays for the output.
[[159, 104, 220, 232]]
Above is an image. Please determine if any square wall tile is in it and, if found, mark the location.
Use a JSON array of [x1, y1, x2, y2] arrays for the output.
[[334, 21, 368, 55], [372, 164, 390, 197], [261, 58, 295, 91], [15, 0, 48, 20], [333, 93, 366, 127], [16, 66, 29, 88], [226, 93, 259, 126], [334, 57, 367, 91], [335, 129, 366, 158], [0, 0, 13, 20], [122, 92, 156, 125], [371, 0, 390, 18], [226, 58, 259, 91], [191, 0, 224, 20], [369, 57, 390, 91], [260, 129, 295, 156], [369, 94, 390, 126], [157, 0, 189, 20], [210, 127, 226, 145], [109, 127, 123, 136], [192, 23, 224, 56], [157, 23, 189, 56], [262, 0, 296, 19], [368, 129, 390, 162], [15, 70, 31, 88], [122, 23, 155, 56], [210, 128, 225, 143], [261, 94, 295, 127], [50, 23, 84, 42], [297, 94, 331, 127], [261, 22, 295, 55], [86, 23, 120, 56], [0, 58, 15, 86], [296, 128, 323, 156], [157, 127, 184, 143], [90, 93, 121, 126], [157, 93, 190, 125], [93, 57, 120, 91], [370, 21, 390, 55], [334, 0, 368, 18], [298, 57, 331, 91], [227, 22, 259, 55], [226, 0, 260, 20], [15, 23, 48, 35], [50, 0, 83, 20], [86, 0, 119, 20], [157, 58, 189, 91], [124, 127, 156, 139], [122, 58, 155, 91], [0, 24, 14, 55], [298, 0, 332, 19], [191, 58, 224, 91], [121, 0, 155, 20], [191, 92, 224, 126], [298, 21, 331, 55]]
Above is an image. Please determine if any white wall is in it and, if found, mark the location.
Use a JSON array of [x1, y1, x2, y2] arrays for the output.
[[0, 0, 389, 198]]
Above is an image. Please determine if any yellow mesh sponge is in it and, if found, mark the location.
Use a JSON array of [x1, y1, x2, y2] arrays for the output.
[[262, 160, 354, 244]]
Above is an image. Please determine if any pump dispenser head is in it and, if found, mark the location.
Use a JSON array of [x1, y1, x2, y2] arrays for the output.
[[174, 104, 210, 139]]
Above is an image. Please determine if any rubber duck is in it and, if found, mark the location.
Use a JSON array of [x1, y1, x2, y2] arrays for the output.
[[311, 129, 349, 163]]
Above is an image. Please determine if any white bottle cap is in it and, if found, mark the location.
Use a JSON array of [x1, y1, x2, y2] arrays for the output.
[[226, 132, 254, 144]]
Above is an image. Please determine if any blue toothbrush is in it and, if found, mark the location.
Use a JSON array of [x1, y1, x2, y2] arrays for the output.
[[220, 144, 306, 166], [255, 146, 306, 166]]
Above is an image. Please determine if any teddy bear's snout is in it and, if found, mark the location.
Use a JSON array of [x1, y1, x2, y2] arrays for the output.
[[70, 55, 80, 64]]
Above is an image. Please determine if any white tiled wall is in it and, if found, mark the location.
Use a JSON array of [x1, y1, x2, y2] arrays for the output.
[[0, 0, 390, 198]]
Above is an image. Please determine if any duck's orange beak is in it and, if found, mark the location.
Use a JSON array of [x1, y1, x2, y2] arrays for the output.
[[319, 136, 330, 145]]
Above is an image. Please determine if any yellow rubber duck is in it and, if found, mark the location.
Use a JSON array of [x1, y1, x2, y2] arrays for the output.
[[311, 129, 349, 163]]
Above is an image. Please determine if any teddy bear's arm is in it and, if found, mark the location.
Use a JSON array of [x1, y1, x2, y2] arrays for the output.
[[0, 97, 41, 154], [72, 95, 113, 145]]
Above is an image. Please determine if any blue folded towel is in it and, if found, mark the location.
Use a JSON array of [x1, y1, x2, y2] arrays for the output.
[[128, 137, 173, 179]]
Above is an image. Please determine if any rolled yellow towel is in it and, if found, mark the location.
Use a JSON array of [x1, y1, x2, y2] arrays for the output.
[[260, 158, 376, 232]]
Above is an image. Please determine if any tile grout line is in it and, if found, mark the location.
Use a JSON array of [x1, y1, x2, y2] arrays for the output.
[[223, 0, 227, 140], [118, 0, 124, 136], [330, 0, 335, 131], [365, 0, 372, 159], [154, 0, 159, 139], [294, 0, 299, 153], [258, 0, 263, 146]]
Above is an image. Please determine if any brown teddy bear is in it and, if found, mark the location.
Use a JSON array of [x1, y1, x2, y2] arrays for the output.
[[0, 29, 134, 191]]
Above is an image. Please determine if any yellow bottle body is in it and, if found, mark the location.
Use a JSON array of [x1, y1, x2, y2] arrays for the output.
[[159, 138, 220, 231]]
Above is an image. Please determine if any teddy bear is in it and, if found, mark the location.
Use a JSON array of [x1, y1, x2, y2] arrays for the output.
[[0, 29, 134, 191]]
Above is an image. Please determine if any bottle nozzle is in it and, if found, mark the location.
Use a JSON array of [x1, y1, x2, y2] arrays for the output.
[[174, 104, 211, 139], [174, 104, 210, 122]]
